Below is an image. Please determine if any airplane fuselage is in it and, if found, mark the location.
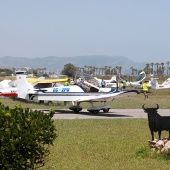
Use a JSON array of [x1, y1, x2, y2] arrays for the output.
[[0, 87, 17, 97], [24, 85, 123, 102]]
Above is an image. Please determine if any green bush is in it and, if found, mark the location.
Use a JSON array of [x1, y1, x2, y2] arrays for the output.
[[0, 100, 57, 169]]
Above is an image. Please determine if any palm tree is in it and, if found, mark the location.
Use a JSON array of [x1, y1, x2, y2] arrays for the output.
[[166, 62, 170, 75], [94, 67, 97, 75], [154, 63, 159, 75], [101, 67, 105, 75], [103, 66, 107, 75], [134, 68, 138, 75], [43, 68, 47, 74], [12, 67, 16, 72], [130, 67, 134, 75], [98, 68, 102, 75], [150, 62, 154, 75], [145, 63, 150, 75], [92, 66, 96, 75], [119, 66, 122, 74], [115, 66, 120, 75], [168, 67, 170, 75], [87, 66, 90, 73], [108, 66, 112, 75], [37, 68, 42, 74], [84, 65, 87, 72], [160, 62, 165, 75], [111, 68, 117, 75]]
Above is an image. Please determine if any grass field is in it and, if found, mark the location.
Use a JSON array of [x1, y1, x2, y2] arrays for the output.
[[1, 88, 170, 169], [39, 119, 170, 170]]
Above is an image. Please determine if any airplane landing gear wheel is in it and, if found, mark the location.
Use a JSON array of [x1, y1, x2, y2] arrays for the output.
[[73, 109, 80, 113], [69, 106, 82, 113], [87, 107, 100, 114], [100, 105, 110, 113], [90, 110, 100, 114], [47, 101, 53, 105], [103, 108, 110, 113], [39, 100, 44, 104]]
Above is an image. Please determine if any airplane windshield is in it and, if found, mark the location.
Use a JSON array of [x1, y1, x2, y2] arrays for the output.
[[136, 72, 145, 81]]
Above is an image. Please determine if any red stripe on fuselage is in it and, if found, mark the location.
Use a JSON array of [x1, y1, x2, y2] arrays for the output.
[[0, 93, 18, 97]]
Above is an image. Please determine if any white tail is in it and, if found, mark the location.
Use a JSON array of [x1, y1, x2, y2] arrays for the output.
[[162, 78, 170, 87], [110, 75, 117, 82], [16, 72, 30, 99], [150, 78, 159, 89]]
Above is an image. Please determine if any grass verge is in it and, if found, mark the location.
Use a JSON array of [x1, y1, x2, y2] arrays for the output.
[[40, 119, 170, 170]]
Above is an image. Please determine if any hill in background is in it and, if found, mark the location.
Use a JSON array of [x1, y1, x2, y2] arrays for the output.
[[0, 55, 146, 74]]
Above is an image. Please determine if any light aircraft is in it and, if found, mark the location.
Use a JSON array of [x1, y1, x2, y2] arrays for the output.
[[0, 80, 17, 97], [94, 75, 118, 88], [0, 77, 45, 97], [150, 77, 170, 89], [16, 71, 139, 114], [0, 76, 68, 97], [119, 71, 146, 89], [0, 80, 13, 89]]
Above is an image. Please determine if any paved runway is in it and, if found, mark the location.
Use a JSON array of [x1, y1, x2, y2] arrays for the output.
[[40, 109, 170, 119]]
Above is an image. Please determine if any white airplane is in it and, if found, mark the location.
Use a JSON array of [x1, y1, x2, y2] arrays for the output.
[[0, 77, 45, 97], [150, 77, 170, 89], [119, 71, 146, 89], [0, 80, 13, 88], [94, 75, 118, 88], [0, 80, 17, 97], [16, 71, 139, 114]]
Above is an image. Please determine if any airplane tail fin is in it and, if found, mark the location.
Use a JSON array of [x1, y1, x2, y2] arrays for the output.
[[110, 75, 117, 82], [161, 77, 170, 87], [150, 78, 159, 89], [16, 72, 30, 99]]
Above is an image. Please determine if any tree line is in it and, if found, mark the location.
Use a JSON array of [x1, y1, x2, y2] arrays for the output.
[[75, 62, 170, 76], [0, 61, 170, 78]]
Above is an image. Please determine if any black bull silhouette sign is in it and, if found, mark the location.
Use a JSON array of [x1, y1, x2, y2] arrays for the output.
[[142, 104, 170, 141]]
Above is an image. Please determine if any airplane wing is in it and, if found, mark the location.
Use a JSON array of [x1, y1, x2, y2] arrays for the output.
[[74, 90, 139, 102], [37, 78, 68, 83], [27, 78, 42, 83]]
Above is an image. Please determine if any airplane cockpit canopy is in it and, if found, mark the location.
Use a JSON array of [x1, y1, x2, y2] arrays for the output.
[[136, 71, 146, 82], [74, 71, 100, 87], [9, 81, 17, 87], [118, 73, 125, 81]]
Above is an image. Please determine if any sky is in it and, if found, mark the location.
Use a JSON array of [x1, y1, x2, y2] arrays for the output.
[[0, 0, 170, 63]]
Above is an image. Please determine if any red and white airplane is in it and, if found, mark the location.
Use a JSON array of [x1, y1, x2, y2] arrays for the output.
[[0, 77, 44, 97], [0, 80, 17, 97]]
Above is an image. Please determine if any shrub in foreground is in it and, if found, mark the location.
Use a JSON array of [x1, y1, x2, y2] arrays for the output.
[[0, 101, 57, 169]]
